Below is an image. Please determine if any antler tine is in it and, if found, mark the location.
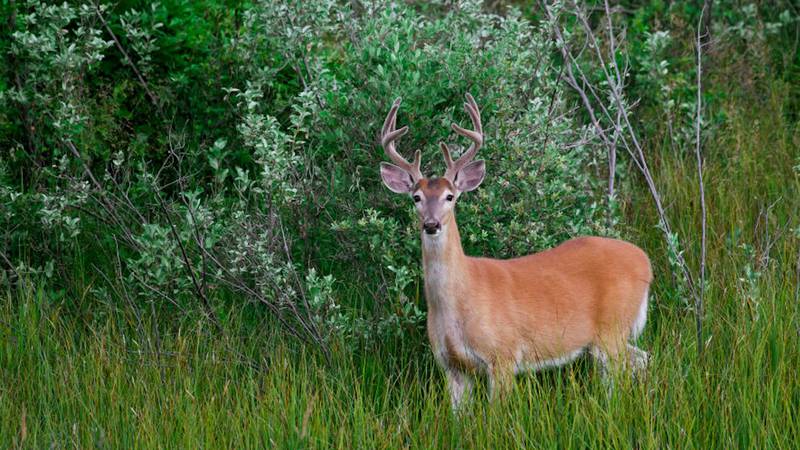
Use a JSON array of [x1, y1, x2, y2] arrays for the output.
[[381, 97, 422, 181], [440, 142, 455, 168], [444, 93, 483, 180]]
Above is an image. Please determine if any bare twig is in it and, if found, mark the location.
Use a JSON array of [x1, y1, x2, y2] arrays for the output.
[[126, 266, 189, 314], [64, 140, 104, 194], [694, 7, 708, 350], [700, 0, 714, 50], [7, 0, 39, 157], [191, 221, 323, 348], [0, 250, 24, 291], [277, 216, 331, 362], [64, 139, 143, 250], [93, 2, 161, 112], [154, 189, 220, 327]]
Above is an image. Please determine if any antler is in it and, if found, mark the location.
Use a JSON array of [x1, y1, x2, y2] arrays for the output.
[[381, 98, 422, 182], [441, 93, 483, 181]]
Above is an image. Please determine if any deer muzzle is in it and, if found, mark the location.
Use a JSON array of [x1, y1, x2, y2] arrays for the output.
[[423, 221, 441, 235]]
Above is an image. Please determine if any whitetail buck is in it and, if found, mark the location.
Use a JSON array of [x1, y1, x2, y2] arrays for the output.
[[378, 94, 652, 409]]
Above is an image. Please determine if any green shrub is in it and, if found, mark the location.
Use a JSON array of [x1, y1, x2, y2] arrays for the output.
[[0, 0, 612, 344]]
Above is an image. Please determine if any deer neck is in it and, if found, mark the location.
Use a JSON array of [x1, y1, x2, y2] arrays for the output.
[[421, 213, 467, 310]]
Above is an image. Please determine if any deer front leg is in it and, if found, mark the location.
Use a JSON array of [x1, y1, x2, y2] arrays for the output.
[[446, 368, 473, 411]]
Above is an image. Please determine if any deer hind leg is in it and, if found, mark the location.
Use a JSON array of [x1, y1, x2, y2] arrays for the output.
[[591, 339, 649, 393], [590, 345, 614, 394], [446, 369, 473, 411], [627, 289, 650, 378], [591, 334, 635, 395], [627, 343, 649, 379], [487, 363, 514, 402]]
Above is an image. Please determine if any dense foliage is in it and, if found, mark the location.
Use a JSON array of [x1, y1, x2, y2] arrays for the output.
[[1, 0, 617, 343]]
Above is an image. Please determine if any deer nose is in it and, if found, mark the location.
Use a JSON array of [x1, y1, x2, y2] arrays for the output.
[[423, 221, 441, 234]]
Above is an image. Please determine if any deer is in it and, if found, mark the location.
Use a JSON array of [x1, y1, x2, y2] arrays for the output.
[[378, 94, 653, 410]]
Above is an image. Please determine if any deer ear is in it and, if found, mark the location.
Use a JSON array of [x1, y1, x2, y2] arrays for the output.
[[455, 160, 485, 193], [380, 162, 415, 193]]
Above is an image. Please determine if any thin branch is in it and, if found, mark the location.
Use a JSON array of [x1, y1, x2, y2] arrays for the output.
[[194, 235, 315, 346], [277, 216, 331, 362], [694, 6, 708, 351], [63, 140, 143, 251], [93, 2, 161, 113], [154, 189, 220, 327], [0, 250, 24, 291]]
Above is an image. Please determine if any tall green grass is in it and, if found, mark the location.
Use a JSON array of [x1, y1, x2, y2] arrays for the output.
[[2, 79, 799, 450], [2, 263, 798, 448]]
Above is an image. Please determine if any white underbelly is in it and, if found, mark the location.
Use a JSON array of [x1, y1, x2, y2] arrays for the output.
[[514, 348, 585, 374]]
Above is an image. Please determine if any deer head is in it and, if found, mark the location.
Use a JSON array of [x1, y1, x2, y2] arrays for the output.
[[379, 94, 485, 236]]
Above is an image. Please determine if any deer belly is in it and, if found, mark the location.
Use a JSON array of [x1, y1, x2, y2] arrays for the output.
[[514, 347, 585, 374]]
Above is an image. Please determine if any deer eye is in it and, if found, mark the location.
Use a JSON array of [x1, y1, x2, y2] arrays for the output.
[[446, 194, 454, 201], [413, 195, 421, 203]]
